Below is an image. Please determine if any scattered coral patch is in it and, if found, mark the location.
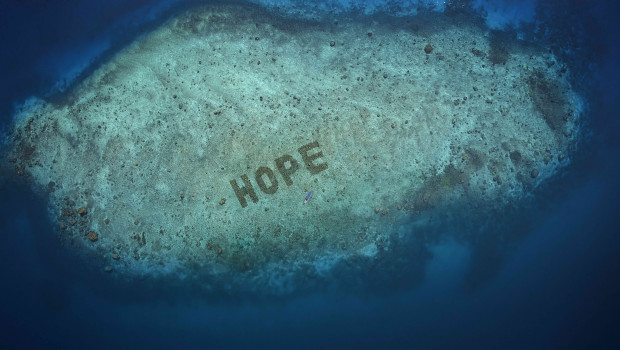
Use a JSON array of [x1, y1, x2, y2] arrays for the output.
[[424, 44, 433, 54], [88, 232, 98, 242], [489, 34, 509, 65], [526, 69, 568, 132]]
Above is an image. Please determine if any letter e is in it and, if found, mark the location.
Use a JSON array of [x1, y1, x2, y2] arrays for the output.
[[298, 140, 328, 175]]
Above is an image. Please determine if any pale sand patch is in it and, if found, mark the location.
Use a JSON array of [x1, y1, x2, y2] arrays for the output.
[[2, 4, 584, 294]]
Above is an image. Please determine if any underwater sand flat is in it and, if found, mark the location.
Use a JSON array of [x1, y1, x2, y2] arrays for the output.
[[2, 4, 584, 294]]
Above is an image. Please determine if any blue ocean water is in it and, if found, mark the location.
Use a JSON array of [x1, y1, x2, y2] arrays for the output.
[[1, 1, 619, 349]]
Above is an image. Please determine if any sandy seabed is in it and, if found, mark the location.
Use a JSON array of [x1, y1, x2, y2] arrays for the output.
[[2, 3, 585, 295]]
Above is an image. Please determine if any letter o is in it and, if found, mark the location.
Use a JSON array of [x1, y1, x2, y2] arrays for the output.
[[255, 166, 278, 194]]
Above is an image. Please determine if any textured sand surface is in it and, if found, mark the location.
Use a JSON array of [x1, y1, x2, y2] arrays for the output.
[[2, 4, 584, 294]]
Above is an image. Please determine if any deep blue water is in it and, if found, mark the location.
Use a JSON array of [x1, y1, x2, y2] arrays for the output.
[[1, 1, 619, 349]]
